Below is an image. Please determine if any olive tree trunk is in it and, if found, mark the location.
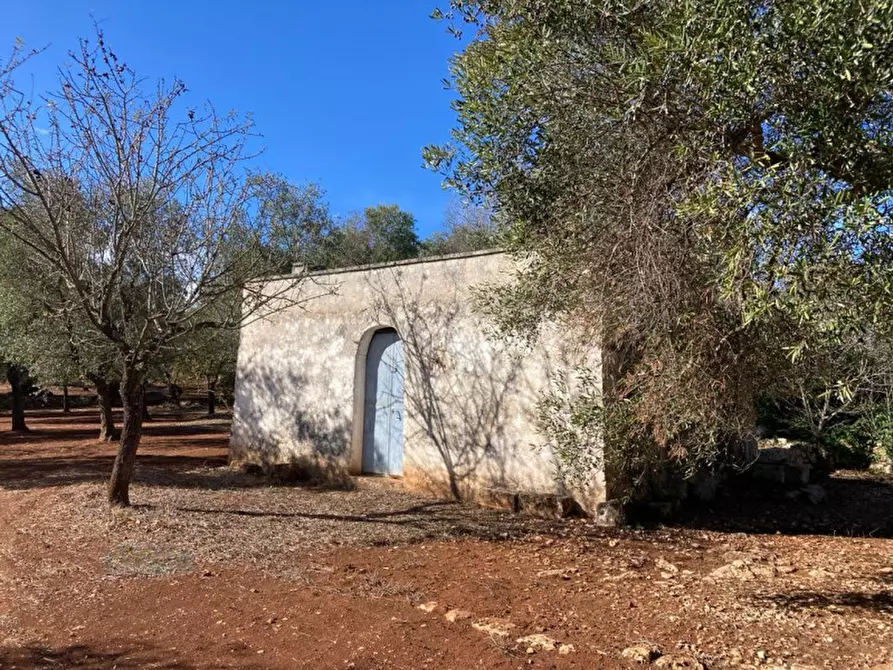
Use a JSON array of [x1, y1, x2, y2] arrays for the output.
[[107, 371, 146, 507], [6, 365, 28, 432], [61, 382, 71, 414], [92, 377, 119, 442], [207, 375, 218, 416], [141, 381, 152, 422]]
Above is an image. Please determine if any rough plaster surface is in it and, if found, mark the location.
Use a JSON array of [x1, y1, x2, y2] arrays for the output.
[[230, 251, 605, 511]]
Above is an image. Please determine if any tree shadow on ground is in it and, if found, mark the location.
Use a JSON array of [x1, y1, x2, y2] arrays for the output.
[[146, 500, 489, 530], [0, 644, 194, 670], [0, 453, 234, 491], [1, 408, 230, 431], [140, 496, 557, 544], [675, 471, 893, 538], [4, 411, 111, 425], [0, 422, 227, 444], [0, 428, 112, 443], [751, 589, 893, 615], [0, 407, 234, 491]]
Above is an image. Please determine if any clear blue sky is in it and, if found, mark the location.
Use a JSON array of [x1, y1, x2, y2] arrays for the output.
[[1, 2, 466, 237]]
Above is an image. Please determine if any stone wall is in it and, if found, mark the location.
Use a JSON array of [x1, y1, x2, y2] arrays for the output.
[[230, 250, 605, 513]]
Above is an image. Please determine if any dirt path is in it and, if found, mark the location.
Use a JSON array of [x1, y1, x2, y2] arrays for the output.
[[1, 410, 892, 669]]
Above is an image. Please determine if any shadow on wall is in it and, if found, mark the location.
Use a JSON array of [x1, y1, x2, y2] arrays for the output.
[[367, 268, 555, 507], [230, 259, 601, 511], [230, 362, 355, 489]]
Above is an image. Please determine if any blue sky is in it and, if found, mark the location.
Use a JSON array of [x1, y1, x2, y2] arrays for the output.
[[1, 2, 466, 237]]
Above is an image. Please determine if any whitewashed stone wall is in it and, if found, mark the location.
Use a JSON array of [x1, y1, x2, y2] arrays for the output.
[[230, 251, 605, 512]]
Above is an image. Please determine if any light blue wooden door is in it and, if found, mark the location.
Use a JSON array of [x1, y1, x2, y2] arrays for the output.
[[362, 329, 404, 475]]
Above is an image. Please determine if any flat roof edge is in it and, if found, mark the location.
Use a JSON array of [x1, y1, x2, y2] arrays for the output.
[[271, 248, 507, 281]]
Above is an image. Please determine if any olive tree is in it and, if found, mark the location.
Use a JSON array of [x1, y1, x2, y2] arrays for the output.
[[0, 363, 29, 431], [174, 318, 239, 416], [0, 223, 123, 435], [427, 0, 893, 491], [329, 205, 421, 267], [0, 32, 320, 506], [248, 173, 340, 272], [423, 201, 499, 256]]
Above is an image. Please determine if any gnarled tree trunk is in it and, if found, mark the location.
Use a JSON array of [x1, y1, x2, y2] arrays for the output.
[[61, 382, 71, 414], [107, 370, 145, 507], [92, 377, 119, 442], [6, 365, 28, 432]]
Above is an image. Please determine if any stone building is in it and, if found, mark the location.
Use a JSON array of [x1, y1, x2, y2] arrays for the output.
[[230, 250, 604, 513]]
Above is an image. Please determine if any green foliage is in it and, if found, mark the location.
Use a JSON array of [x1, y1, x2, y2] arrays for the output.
[[867, 408, 893, 467], [423, 202, 500, 256], [173, 325, 239, 392], [815, 404, 893, 470], [823, 418, 877, 470], [538, 365, 689, 501], [323, 204, 422, 268], [363, 205, 421, 263], [323, 205, 419, 267], [0, 223, 115, 387], [245, 180, 499, 272], [429, 0, 893, 483], [249, 174, 340, 272]]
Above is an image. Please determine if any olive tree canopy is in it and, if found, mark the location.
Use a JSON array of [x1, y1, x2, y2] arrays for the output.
[[427, 0, 893, 491]]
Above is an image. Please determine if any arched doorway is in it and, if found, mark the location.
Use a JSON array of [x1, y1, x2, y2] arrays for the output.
[[361, 328, 405, 476]]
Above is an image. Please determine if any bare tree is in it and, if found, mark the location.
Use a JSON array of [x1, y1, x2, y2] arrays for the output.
[[0, 31, 323, 506]]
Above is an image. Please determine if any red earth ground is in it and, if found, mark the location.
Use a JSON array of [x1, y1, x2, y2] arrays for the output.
[[1, 409, 892, 669]]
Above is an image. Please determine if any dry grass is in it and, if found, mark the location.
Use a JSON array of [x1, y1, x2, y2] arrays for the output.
[[21, 465, 555, 578], [486, 633, 525, 658], [103, 541, 194, 577], [345, 570, 426, 604]]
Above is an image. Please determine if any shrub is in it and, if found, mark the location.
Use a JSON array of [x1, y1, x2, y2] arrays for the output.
[[824, 420, 876, 469], [822, 406, 893, 470]]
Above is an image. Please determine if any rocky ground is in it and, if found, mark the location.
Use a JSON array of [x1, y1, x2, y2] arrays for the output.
[[1, 409, 892, 669]]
